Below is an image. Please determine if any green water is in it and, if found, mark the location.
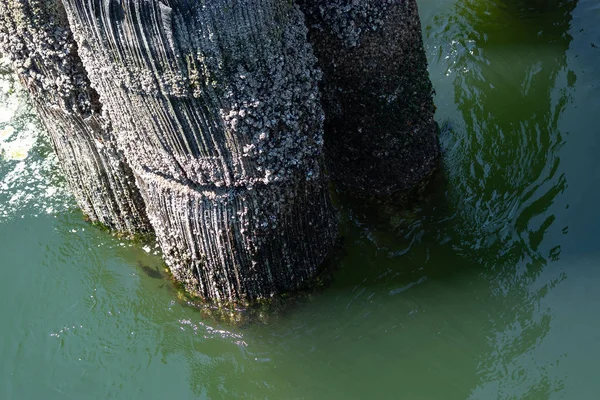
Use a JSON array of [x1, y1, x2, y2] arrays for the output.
[[1, 0, 599, 398]]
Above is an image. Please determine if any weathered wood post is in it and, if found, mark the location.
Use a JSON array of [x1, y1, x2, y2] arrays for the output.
[[60, 0, 338, 303], [0, 0, 151, 234], [297, 0, 440, 198]]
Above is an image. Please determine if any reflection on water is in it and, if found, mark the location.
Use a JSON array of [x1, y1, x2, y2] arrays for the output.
[[408, 0, 581, 397], [437, 1, 576, 396], [446, 0, 574, 261], [1, 0, 600, 399]]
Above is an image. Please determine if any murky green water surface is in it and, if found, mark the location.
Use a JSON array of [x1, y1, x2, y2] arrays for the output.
[[1, 0, 599, 398]]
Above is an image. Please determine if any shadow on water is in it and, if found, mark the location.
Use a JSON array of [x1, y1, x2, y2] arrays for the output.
[[312, 0, 578, 398], [339, 0, 576, 283]]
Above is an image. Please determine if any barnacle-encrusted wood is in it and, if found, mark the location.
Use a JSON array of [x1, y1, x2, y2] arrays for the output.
[[298, 0, 441, 198], [0, 0, 151, 233], [60, 0, 338, 302]]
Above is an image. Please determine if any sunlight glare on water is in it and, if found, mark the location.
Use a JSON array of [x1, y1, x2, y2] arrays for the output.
[[0, 61, 71, 222]]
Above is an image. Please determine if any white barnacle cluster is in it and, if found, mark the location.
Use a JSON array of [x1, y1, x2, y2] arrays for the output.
[[303, 0, 401, 47], [0, 2, 96, 116], [159, 70, 189, 98], [220, 7, 325, 186]]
